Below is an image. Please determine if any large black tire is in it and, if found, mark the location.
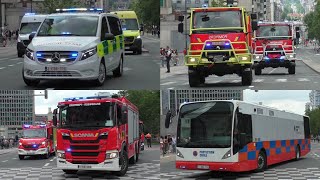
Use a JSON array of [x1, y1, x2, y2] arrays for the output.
[[255, 151, 267, 172], [242, 68, 253, 86], [18, 52, 23, 58], [137, 48, 142, 55], [19, 155, 24, 160], [288, 63, 295, 74], [113, 55, 123, 77], [295, 145, 300, 161], [114, 151, 129, 176], [255, 66, 262, 75], [188, 67, 201, 87], [63, 170, 78, 174], [93, 61, 106, 86], [22, 69, 40, 87]]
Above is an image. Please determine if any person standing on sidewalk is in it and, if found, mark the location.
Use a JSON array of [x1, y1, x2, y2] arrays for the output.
[[172, 135, 176, 153], [165, 46, 172, 73], [146, 133, 152, 148]]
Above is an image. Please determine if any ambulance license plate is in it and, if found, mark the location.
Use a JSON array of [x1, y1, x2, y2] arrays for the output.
[[45, 67, 66, 71], [197, 165, 209, 169], [78, 165, 92, 169]]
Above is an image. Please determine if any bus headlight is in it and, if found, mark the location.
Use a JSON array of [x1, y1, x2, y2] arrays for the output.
[[106, 151, 118, 159], [176, 149, 184, 158], [222, 149, 232, 159], [57, 151, 65, 159]]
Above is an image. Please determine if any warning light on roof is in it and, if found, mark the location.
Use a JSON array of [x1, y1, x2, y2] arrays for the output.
[[202, 4, 208, 8], [56, 8, 104, 13], [23, 125, 31, 128]]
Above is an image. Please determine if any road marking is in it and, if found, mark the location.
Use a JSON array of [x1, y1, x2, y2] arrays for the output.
[[268, 68, 277, 74], [253, 79, 264, 83], [249, 85, 254, 88], [44, 163, 50, 166], [16, 62, 23, 64], [298, 78, 310, 82], [275, 79, 287, 82], [8, 64, 15, 67], [50, 157, 56, 162], [161, 82, 175, 86], [0, 67, 6, 70], [2, 160, 8, 162], [12, 158, 17, 160], [152, 160, 160, 162], [182, 82, 189, 85]]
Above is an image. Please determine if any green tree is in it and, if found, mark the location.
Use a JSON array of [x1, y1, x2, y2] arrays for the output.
[[211, 0, 224, 7], [37, 0, 85, 14], [129, 0, 160, 26], [118, 90, 160, 136], [306, 107, 320, 135]]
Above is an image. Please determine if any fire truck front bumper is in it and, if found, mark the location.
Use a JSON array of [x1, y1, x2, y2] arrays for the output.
[[18, 148, 48, 155], [57, 157, 121, 171]]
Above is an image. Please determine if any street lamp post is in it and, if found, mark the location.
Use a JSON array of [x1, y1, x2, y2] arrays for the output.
[[185, 0, 187, 50], [30, 0, 33, 13]]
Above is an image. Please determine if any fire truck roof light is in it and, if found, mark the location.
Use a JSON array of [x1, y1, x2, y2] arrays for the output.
[[64, 95, 111, 101]]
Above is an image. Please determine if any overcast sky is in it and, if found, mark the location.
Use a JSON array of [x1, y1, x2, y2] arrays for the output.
[[34, 90, 119, 114], [243, 90, 310, 115]]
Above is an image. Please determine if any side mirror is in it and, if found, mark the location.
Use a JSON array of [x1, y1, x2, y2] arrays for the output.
[[251, 13, 257, 20], [178, 15, 184, 22], [251, 21, 258, 31], [105, 33, 114, 41], [178, 23, 184, 33], [240, 133, 246, 147], [165, 111, 171, 128], [29, 32, 36, 41], [53, 108, 58, 126]]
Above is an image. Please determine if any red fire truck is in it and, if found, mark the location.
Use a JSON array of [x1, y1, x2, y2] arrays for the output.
[[53, 95, 140, 176], [18, 123, 55, 160], [252, 21, 296, 75], [181, 6, 258, 87]]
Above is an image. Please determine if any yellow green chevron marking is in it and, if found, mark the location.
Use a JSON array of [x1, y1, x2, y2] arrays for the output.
[[97, 35, 124, 58]]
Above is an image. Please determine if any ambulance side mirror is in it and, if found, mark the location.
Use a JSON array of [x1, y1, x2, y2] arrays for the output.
[[29, 32, 36, 41], [105, 33, 115, 41], [53, 109, 58, 126]]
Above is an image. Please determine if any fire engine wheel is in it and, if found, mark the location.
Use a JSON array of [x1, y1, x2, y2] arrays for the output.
[[254, 67, 262, 75], [63, 170, 78, 174], [113, 55, 124, 77], [288, 64, 295, 74], [115, 151, 128, 176], [241, 68, 253, 86], [19, 155, 24, 160], [255, 151, 267, 172], [295, 145, 300, 160], [188, 68, 201, 87]]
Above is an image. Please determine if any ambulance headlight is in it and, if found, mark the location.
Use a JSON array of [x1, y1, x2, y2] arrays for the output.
[[80, 47, 97, 60], [222, 149, 232, 159], [106, 151, 118, 159], [137, 35, 141, 39], [57, 151, 65, 159], [26, 48, 34, 60]]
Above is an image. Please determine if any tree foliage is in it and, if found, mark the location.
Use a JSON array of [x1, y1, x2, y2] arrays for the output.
[[211, 0, 224, 7], [118, 90, 160, 136], [304, 2, 320, 41], [37, 0, 85, 14], [306, 107, 320, 135], [129, 0, 160, 26]]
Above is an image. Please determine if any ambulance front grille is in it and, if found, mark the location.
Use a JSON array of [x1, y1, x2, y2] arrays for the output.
[[33, 71, 81, 77]]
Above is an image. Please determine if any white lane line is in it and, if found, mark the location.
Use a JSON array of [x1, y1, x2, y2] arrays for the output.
[[268, 68, 277, 74], [231, 80, 241, 83], [275, 79, 287, 82], [182, 82, 189, 85], [0, 67, 6, 70], [50, 157, 56, 162], [12, 158, 17, 160], [44, 163, 50, 166], [8, 64, 15, 67], [152, 160, 160, 162], [2, 160, 8, 162], [298, 78, 310, 82], [249, 85, 254, 88], [253, 79, 264, 83], [161, 82, 175, 86]]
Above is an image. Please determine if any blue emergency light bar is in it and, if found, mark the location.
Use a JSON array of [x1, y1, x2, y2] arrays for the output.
[[23, 124, 31, 128], [202, 4, 209, 8], [56, 8, 104, 13], [64, 95, 111, 101]]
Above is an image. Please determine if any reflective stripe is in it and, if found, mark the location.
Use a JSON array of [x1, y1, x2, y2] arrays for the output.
[[97, 35, 124, 58]]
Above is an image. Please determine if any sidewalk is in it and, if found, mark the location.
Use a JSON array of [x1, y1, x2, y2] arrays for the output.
[[0, 148, 17, 155], [296, 45, 320, 74], [161, 53, 187, 79]]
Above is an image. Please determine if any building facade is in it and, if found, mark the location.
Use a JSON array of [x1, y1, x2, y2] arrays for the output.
[[309, 90, 320, 110], [0, 90, 35, 138]]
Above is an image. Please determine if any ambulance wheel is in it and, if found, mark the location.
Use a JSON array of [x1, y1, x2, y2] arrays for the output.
[[255, 67, 262, 75], [114, 150, 128, 176], [23, 69, 40, 87], [19, 155, 24, 160], [255, 151, 267, 172], [295, 145, 300, 160], [288, 64, 295, 74], [242, 68, 253, 86], [137, 48, 142, 55], [63, 170, 78, 174], [18, 52, 23, 57], [188, 67, 201, 87], [94, 61, 106, 86], [113, 55, 123, 77]]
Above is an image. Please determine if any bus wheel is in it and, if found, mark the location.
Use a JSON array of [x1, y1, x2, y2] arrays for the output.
[[256, 151, 267, 172], [295, 145, 300, 160]]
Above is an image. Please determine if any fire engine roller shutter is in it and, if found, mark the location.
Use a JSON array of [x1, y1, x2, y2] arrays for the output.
[[97, 35, 124, 58]]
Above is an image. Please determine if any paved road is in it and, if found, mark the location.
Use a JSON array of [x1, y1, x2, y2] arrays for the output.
[[0, 35, 160, 90], [160, 142, 320, 179], [0, 146, 160, 179], [160, 47, 320, 90]]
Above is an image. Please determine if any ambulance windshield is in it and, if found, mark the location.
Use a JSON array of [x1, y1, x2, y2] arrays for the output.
[[177, 101, 234, 148], [38, 16, 99, 36], [121, 19, 139, 30], [60, 102, 115, 129]]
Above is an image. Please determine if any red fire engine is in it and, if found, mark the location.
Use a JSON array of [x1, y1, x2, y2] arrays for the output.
[[53, 95, 140, 176], [18, 123, 55, 160], [252, 21, 297, 75]]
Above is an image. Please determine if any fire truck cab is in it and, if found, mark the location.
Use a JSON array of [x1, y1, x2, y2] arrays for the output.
[[53, 95, 140, 176], [18, 123, 55, 160], [252, 21, 296, 75], [181, 6, 257, 87]]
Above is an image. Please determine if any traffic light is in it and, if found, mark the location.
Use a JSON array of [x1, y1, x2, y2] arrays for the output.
[[44, 89, 48, 99]]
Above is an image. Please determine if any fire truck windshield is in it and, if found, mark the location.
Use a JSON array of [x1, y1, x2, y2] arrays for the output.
[[60, 102, 114, 129], [257, 25, 290, 37], [177, 102, 234, 148], [193, 11, 242, 30], [23, 129, 46, 138]]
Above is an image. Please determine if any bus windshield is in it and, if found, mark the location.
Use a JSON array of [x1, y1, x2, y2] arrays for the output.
[[23, 129, 46, 138], [257, 25, 290, 37], [177, 101, 234, 148], [59, 102, 115, 129], [193, 11, 243, 31]]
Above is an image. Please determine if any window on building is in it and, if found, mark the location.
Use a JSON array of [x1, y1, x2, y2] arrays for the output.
[[195, 0, 200, 4]]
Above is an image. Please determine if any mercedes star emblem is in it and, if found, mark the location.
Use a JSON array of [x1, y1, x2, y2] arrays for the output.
[[51, 52, 61, 63]]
